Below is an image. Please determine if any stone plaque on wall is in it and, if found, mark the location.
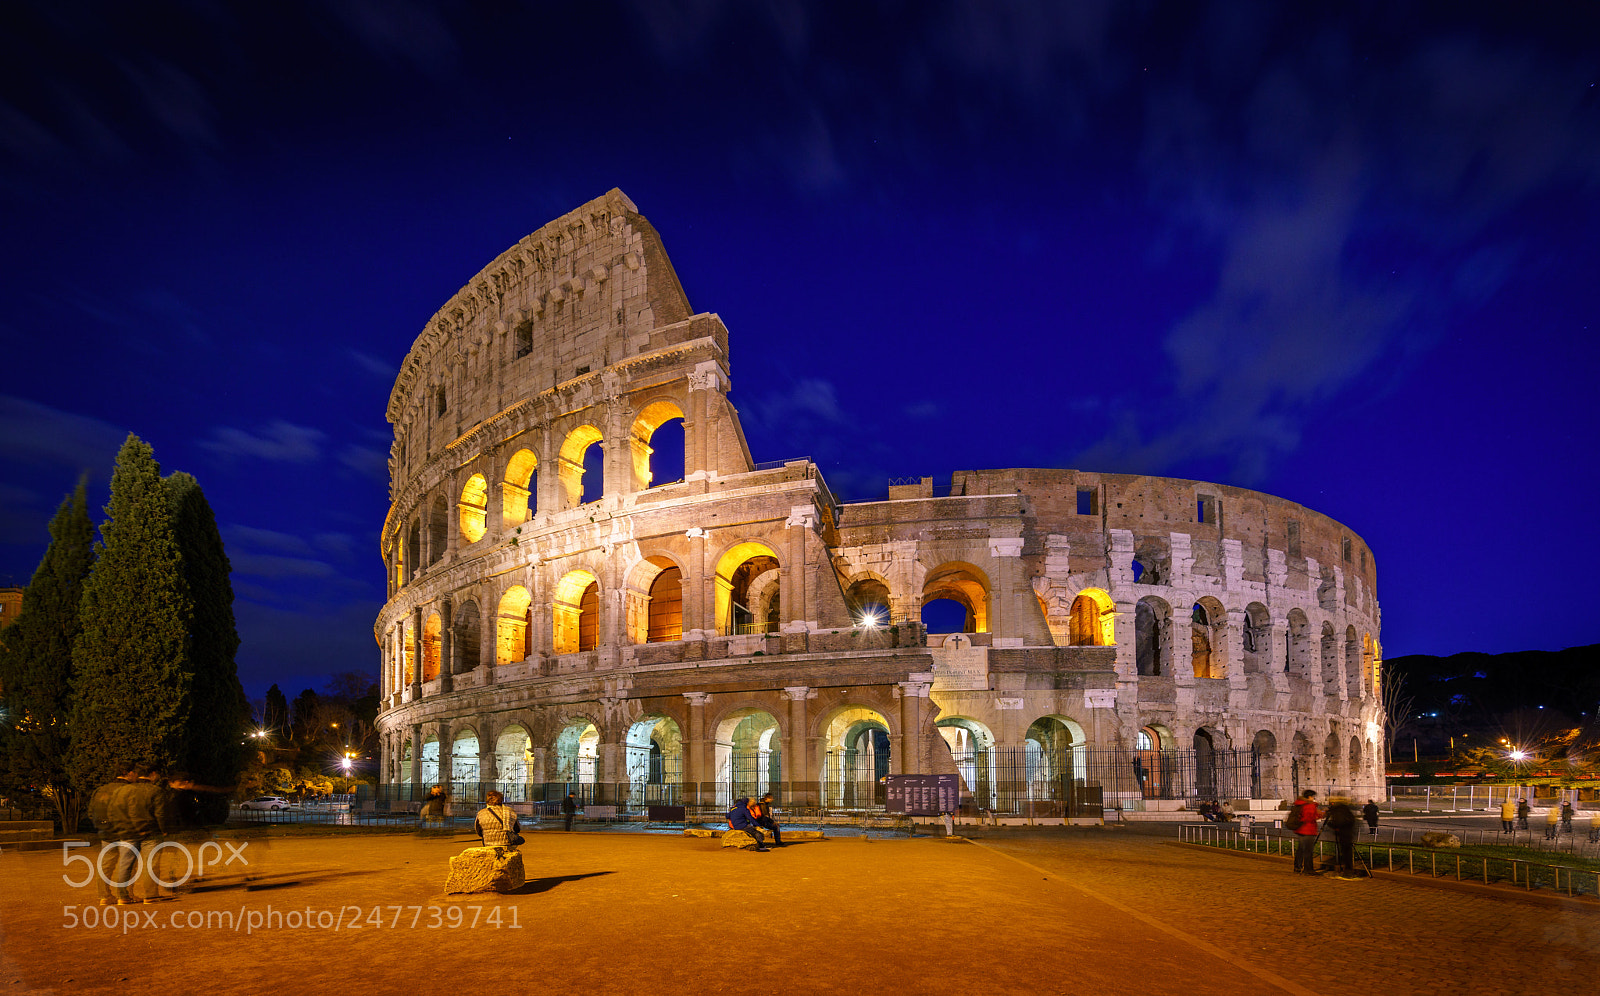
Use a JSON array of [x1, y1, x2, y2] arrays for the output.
[[930, 645, 989, 692]]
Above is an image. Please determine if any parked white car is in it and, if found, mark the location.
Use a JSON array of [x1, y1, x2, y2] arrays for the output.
[[239, 796, 291, 811]]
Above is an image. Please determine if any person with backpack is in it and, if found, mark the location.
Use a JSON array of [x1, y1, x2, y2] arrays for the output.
[[1288, 790, 1322, 875], [1323, 796, 1359, 878]]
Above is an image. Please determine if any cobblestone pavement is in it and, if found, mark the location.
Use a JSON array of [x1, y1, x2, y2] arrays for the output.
[[2, 827, 1595, 996]]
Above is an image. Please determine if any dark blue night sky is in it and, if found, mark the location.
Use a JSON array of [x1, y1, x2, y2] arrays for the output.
[[2, 1, 1597, 699]]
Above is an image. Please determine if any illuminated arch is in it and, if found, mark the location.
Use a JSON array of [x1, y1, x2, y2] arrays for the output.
[[1362, 632, 1377, 696], [1068, 588, 1115, 646], [553, 569, 600, 654], [495, 585, 532, 664], [493, 724, 532, 801], [1191, 597, 1227, 679], [714, 708, 781, 806], [625, 715, 683, 804], [845, 575, 892, 627], [623, 555, 685, 644], [630, 398, 688, 490], [458, 473, 488, 544], [822, 706, 891, 809], [554, 719, 601, 786], [557, 424, 604, 508], [502, 448, 538, 527], [420, 734, 440, 788], [451, 728, 480, 789], [421, 612, 442, 681], [936, 716, 996, 808], [714, 541, 782, 636], [920, 561, 990, 634], [1024, 716, 1087, 812]]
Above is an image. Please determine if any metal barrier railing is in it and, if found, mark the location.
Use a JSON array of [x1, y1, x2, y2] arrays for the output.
[[1178, 824, 1600, 897]]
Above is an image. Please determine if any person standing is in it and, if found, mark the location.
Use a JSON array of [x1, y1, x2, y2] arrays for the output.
[[1500, 797, 1517, 834], [1561, 800, 1574, 832], [87, 764, 137, 905], [108, 761, 176, 904], [1545, 805, 1560, 840], [1289, 790, 1322, 875], [561, 792, 578, 832], [1517, 797, 1530, 830], [1324, 796, 1359, 878], [1361, 799, 1380, 837], [1588, 810, 1600, 844]]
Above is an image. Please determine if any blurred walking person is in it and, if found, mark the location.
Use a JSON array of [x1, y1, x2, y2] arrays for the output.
[[1500, 797, 1516, 833], [561, 791, 578, 831], [86, 763, 137, 905], [1361, 799, 1380, 837]]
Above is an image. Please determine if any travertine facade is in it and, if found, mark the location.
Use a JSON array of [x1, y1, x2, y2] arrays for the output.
[[375, 190, 1383, 813]]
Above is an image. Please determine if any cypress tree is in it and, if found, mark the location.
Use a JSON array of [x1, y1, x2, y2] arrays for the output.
[[166, 471, 249, 807], [0, 480, 95, 832], [263, 683, 289, 733], [68, 434, 193, 792]]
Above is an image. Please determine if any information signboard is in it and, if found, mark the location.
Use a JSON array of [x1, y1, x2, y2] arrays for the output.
[[884, 774, 961, 815]]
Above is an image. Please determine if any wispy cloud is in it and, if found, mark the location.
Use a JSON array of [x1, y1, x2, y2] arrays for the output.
[[0, 395, 124, 472], [348, 349, 396, 379], [201, 421, 326, 462], [337, 443, 389, 480]]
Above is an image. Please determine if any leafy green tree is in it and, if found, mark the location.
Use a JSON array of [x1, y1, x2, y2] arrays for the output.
[[0, 480, 95, 831], [68, 434, 193, 792], [166, 471, 249, 813]]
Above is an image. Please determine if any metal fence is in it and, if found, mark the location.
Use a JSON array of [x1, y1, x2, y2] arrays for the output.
[[1178, 824, 1600, 898]]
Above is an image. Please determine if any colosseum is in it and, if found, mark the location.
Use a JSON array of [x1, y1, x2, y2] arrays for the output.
[[375, 189, 1384, 820]]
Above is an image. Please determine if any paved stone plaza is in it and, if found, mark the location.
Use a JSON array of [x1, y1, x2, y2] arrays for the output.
[[2, 828, 1594, 995]]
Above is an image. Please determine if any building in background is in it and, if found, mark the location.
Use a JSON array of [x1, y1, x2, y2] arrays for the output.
[[374, 190, 1384, 817]]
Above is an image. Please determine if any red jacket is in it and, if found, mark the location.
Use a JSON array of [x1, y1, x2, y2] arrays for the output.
[[1293, 799, 1321, 836]]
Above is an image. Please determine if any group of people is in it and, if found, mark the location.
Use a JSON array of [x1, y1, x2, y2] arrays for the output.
[[1196, 800, 1235, 822], [1288, 791, 1381, 879], [88, 760, 221, 905], [1498, 796, 1596, 839], [728, 794, 784, 851]]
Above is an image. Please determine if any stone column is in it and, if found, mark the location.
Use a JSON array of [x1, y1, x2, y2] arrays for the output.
[[987, 536, 1025, 642], [437, 720, 453, 797], [683, 692, 711, 807], [409, 724, 423, 800], [896, 679, 931, 775], [439, 597, 454, 692], [783, 687, 811, 805]]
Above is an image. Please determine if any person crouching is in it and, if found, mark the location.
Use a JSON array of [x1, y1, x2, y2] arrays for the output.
[[727, 797, 771, 851]]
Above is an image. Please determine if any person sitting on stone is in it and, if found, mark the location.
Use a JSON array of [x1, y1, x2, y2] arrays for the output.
[[727, 797, 770, 851], [474, 791, 521, 848], [750, 793, 784, 848]]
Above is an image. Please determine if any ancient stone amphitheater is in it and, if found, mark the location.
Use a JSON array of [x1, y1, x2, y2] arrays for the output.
[[375, 190, 1384, 818]]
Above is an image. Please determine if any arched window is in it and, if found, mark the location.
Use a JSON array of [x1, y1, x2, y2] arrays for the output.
[[631, 400, 687, 490], [647, 566, 682, 643], [920, 562, 990, 634], [557, 425, 604, 508], [453, 600, 481, 673], [553, 570, 600, 654], [845, 577, 891, 628], [502, 448, 538, 526], [459, 474, 488, 544], [1068, 588, 1114, 646], [495, 586, 532, 664], [422, 613, 442, 681], [1320, 622, 1340, 694], [428, 495, 446, 565], [1135, 597, 1170, 676], [714, 542, 782, 636]]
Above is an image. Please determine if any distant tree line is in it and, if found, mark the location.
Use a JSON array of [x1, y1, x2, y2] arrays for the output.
[[0, 434, 249, 830]]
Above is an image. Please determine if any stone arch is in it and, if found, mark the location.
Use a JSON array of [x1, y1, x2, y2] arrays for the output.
[[713, 540, 782, 636], [714, 707, 782, 806], [844, 574, 892, 627], [502, 448, 538, 527], [1241, 602, 1271, 674], [1344, 626, 1361, 698], [557, 424, 604, 508], [625, 714, 684, 803], [631, 398, 688, 490], [428, 494, 447, 565], [1133, 723, 1175, 799], [1192, 726, 1232, 801], [1135, 596, 1171, 676], [420, 733, 440, 788], [1068, 587, 1115, 646], [459, 473, 488, 544], [400, 738, 413, 789], [1319, 621, 1340, 694], [406, 518, 421, 578], [1025, 716, 1087, 808], [493, 724, 532, 801], [421, 612, 442, 682], [1317, 567, 1337, 611], [553, 569, 601, 654], [921, 561, 990, 634], [451, 727, 480, 790], [1286, 608, 1312, 678], [495, 585, 532, 664], [1361, 632, 1376, 697], [1251, 729, 1278, 799], [1290, 731, 1313, 797], [623, 554, 685, 644], [1323, 731, 1342, 785], [821, 705, 892, 809], [1191, 597, 1227, 679], [453, 599, 481, 673], [1349, 735, 1363, 785], [402, 617, 416, 684], [553, 717, 602, 787], [936, 716, 996, 808]]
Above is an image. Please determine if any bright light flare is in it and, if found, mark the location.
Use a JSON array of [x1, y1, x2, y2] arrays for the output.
[[1509, 749, 1528, 761], [858, 611, 881, 630]]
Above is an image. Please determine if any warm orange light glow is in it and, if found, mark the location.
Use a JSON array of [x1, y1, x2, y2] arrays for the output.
[[459, 473, 488, 544]]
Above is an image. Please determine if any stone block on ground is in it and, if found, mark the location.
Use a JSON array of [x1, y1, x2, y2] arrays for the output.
[[721, 828, 773, 849], [682, 828, 717, 837], [1420, 831, 1461, 848], [444, 845, 526, 893]]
